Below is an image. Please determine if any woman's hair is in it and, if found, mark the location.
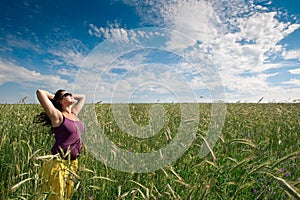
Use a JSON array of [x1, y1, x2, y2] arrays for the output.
[[35, 89, 65, 128]]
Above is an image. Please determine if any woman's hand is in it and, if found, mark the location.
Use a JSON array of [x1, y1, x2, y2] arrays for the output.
[[72, 94, 85, 101], [36, 89, 54, 100]]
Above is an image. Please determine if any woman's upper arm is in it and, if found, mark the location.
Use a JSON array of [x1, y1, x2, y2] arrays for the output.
[[36, 89, 61, 121]]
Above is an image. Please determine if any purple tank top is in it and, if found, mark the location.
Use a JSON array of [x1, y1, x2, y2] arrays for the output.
[[51, 115, 84, 160]]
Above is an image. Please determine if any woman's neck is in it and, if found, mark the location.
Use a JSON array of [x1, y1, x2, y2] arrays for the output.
[[62, 106, 72, 114]]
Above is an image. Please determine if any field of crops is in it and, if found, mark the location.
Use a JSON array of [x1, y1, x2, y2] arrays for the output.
[[1, 103, 300, 199]]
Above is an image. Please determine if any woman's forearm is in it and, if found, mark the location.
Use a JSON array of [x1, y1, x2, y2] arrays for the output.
[[73, 94, 85, 101], [71, 94, 85, 115], [36, 89, 54, 100]]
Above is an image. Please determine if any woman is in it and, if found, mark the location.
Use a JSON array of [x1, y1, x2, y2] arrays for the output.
[[36, 89, 85, 200]]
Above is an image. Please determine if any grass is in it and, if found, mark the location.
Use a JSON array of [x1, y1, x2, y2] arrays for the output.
[[0, 103, 300, 199]]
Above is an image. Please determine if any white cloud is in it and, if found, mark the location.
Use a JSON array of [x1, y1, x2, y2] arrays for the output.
[[57, 68, 79, 77], [75, 49, 211, 103], [282, 78, 300, 86], [145, 0, 300, 102], [44, 58, 65, 66], [162, 2, 299, 73], [6, 34, 42, 54], [222, 73, 277, 94], [0, 60, 69, 90], [47, 38, 88, 68], [283, 50, 300, 61], [88, 23, 140, 43], [168, 1, 220, 44], [88, 0, 300, 102], [289, 68, 300, 74]]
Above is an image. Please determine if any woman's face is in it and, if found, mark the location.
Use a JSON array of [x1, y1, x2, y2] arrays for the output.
[[59, 91, 74, 105]]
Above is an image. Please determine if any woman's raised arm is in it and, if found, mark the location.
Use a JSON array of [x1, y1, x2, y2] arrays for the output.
[[71, 94, 85, 116], [36, 89, 61, 124]]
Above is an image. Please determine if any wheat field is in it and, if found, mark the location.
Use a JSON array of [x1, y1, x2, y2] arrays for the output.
[[1, 103, 299, 199]]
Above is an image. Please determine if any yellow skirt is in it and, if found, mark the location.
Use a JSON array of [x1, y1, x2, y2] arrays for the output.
[[39, 158, 78, 200]]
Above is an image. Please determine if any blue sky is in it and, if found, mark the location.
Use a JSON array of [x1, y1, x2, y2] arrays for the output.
[[0, 0, 300, 103]]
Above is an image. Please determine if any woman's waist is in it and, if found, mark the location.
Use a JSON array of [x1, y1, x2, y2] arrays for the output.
[[52, 139, 82, 150]]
